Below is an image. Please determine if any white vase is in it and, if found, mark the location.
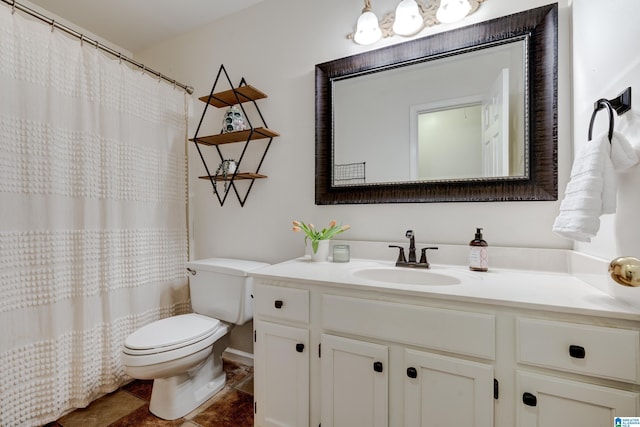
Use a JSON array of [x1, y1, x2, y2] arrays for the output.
[[310, 240, 330, 262]]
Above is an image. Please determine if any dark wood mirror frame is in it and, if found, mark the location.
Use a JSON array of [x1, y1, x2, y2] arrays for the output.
[[315, 4, 557, 204]]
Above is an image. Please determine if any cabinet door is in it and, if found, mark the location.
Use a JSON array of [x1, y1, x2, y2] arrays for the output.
[[517, 371, 640, 427], [321, 334, 388, 427], [404, 349, 494, 427], [254, 321, 309, 427]]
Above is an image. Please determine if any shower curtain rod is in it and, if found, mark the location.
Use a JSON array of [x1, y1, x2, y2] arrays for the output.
[[1, 0, 194, 95]]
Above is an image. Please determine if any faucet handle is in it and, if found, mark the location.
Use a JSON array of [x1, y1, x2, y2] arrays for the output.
[[419, 247, 439, 267], [388, 245, 407, 265]]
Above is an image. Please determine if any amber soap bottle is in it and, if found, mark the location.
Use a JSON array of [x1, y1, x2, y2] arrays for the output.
[[469, 228, 488, 272]]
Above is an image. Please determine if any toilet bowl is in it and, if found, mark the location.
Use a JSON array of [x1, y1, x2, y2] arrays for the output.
[[121, 258, 268, 420]]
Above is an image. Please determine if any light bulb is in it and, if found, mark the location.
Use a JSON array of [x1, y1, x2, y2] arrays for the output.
[[354, 9, 382, 45], [436, 0, 471, 24], [393, 0, 424, 36]]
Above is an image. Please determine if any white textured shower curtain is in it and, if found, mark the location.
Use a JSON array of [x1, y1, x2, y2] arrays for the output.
[[0, 7, 191, 426]]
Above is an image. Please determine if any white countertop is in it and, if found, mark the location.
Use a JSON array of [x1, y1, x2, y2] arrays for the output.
[[252, 257, 640, 321]]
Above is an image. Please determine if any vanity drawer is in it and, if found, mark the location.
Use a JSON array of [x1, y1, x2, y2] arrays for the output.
[[322, 294, 495, 360], [517, 318, 640, 383], [254, 284, 309, 324]]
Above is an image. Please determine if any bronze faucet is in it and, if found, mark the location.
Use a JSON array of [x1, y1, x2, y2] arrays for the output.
[[389, 230, 438, 269]]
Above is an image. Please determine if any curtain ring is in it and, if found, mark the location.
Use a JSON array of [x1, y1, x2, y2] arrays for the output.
[[50, 19, 55, 32], [11, 0, 16, 14], [79, 34, 84, 46], [118, 52, 122, 63]]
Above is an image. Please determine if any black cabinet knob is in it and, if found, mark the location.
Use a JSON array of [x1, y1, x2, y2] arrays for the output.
[[373, 361, 383, 373], [407, 367, 418, 378], [522, 392, 537, 407], [296, 343, 304, 353], [569, 345, 586, 359], [274, 300, 283, 309]]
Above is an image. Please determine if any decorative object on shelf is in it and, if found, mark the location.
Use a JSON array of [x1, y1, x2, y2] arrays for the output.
[[348, 0, 486, 45], [214, 159, 238, 192], [221, 106, 248, 133], [190, 64, 279, 207], [292, 220, 351, 261]]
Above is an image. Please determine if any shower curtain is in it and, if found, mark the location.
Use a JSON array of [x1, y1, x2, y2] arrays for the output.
[[0, 7, 191, 426]]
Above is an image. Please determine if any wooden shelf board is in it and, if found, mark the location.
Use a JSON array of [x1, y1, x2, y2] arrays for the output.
[[199, 85, 267, 108], [190, 127, 279, 146], [198, 172, 267, 181]]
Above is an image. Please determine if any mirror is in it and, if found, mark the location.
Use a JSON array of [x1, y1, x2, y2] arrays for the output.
[[334, 40, 527, 184], [316, 4, 557, 204]]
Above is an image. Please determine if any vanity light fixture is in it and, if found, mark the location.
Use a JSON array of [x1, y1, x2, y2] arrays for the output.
[[392, 0, 424, 36], [354, 0, 383, 45], [350, 0, 485, 45], [436, 0, 472, 24]]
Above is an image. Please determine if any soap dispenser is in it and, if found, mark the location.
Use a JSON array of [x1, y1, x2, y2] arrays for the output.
[[469, 227, 488, 272]]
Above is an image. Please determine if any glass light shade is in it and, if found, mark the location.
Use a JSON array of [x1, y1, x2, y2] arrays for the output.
[[436, 0, 471, 24], [392, 0, 424, 36], [354, 10, 382, 45]]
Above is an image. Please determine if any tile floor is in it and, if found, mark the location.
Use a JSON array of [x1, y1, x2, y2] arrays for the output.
[[44, 359, 254, 427]]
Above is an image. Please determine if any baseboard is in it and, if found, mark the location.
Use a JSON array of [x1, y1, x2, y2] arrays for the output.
[[223, 348, 254, 367]]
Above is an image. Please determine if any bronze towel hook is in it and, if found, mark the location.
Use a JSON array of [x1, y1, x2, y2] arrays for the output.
[[588, 99, 614, 143], [588, 87, 632, 143]]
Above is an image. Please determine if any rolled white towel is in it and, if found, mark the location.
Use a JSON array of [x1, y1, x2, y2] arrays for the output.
[[552, 129, 638, 242], [610, 130, 638, 171]]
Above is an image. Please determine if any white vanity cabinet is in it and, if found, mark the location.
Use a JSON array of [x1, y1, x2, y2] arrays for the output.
[[254, 279, 498, 427], [515, 317, 640, 426], [516, 371, 638, 427], [404, 348, 495, 426], [253, 284, 310, 427], [252, 260, 640, 427], [321, 293, 496, 427], [320, 333, 389, 427]]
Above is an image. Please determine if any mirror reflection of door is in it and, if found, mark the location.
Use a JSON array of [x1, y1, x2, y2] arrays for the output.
[[411, 99, 482, 180], [411, 68, 510, 181], [481, 68, 509, 177]]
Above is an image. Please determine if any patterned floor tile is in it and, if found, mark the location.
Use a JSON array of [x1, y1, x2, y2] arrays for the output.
[[106, 405, 184, 427], [121, 379, 154, 401], [223, 359, 253, 388], [235, 375, 254, 395], [53, 359, 253, 427], [57, 391, 145, 427], [191, 388, 254, 427]]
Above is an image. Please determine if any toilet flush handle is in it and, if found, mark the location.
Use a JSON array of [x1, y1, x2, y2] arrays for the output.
[[186, 268, 196, 275]]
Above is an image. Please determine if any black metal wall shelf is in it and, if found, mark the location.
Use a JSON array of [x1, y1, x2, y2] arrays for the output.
[[191, 64, 278, 207]]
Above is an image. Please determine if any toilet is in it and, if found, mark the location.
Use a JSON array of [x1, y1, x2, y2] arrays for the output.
[[121, 258, 268, 420]]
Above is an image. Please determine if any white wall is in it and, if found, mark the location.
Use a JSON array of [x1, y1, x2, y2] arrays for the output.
[[134, 0, 573, 354], [572, 0, 640, 260], [136, 0, 573, 266]]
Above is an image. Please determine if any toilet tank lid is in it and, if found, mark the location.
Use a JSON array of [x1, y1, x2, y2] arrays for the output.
[[186, 258, 269, 276]]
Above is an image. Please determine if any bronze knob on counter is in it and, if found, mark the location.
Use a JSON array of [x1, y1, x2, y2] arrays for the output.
[[609, 257, 640, 287]]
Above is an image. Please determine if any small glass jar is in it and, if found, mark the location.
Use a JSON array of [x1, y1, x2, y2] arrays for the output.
[[332, 244, 350, 263]]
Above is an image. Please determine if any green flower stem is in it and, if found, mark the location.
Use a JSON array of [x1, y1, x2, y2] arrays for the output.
[[293, 220, 351, 254]]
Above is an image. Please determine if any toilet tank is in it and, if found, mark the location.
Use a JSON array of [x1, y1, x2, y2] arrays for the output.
[[186, 258, 269, 325]]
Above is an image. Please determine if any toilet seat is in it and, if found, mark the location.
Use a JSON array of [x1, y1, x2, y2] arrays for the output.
[[122, 314, 226, 367]]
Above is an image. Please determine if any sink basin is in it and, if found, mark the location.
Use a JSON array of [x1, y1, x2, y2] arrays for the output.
[[352, 267, 461, 286]]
